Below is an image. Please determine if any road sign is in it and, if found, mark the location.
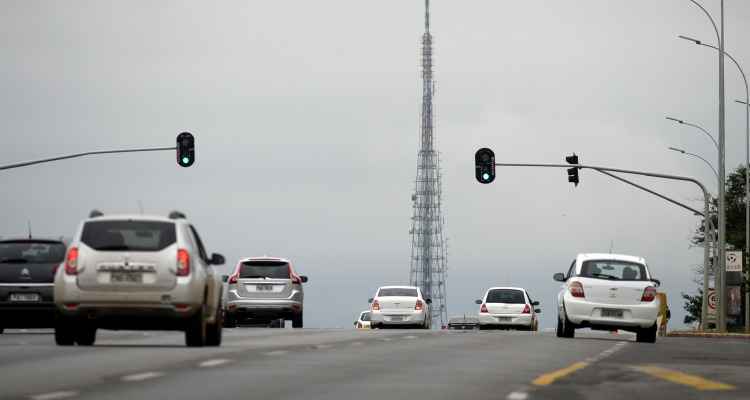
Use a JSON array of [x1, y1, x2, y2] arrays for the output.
[[706, 288, 717, 321], [726, 251, 742, 272]]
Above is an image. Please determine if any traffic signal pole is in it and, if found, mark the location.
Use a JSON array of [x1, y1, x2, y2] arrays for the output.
[[493, 161, 712, 330], [0, 146, 176, 172]]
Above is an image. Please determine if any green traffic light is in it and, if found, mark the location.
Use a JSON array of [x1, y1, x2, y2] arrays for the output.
[[482, 173, 490, 181], [182, 157, 190, 165]]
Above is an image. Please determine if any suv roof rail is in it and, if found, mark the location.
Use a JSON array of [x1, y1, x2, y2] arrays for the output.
[[89, 209, 104, 218], [168, 211, 187, 219]]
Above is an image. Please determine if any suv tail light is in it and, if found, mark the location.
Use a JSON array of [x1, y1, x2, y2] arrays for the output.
[[228, 273, 238, 284], [176, 249, 190, 276], [480, 303, 488, 313], [641, 286, 657, 302], [372, 300, 380, 311], [569, 281, 585, 298], [415, 299, 424, 311], [64, 247, 79, 275], [522, 304, 531, 314]]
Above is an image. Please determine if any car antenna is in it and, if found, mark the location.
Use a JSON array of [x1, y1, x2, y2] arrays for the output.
[[137, 200, 144, 215], [609, 240, 614, 254], [27, 220, 32, 239]]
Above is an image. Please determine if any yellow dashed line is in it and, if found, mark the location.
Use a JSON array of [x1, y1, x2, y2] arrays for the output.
[[532, 362, 589, 386], [633, 365, 735, 391]]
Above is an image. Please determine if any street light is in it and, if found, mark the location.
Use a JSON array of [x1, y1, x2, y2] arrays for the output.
[[684, 0, 727, 333], [668, 146, 719, 179], [665, 116, 719, 151]]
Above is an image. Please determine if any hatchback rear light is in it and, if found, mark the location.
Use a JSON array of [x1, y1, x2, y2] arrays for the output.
[[415, 299, 424, 311], [372, 300, 380, 311], [64, 247, 79, 275], [569, 281, 585, 298], [176, 249, 190, 276], [480, 303, 488, 313], [641, 286, 657, 302], [228, 273, 238, 284], [522, 304, 531, 314]]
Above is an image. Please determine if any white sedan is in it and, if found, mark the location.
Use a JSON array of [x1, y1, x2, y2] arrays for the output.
[[555, 253, 661, 343], [476, 287, 540, 330], [369, 286, 431, 329]]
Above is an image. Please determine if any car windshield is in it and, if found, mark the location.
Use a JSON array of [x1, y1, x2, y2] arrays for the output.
[[378, 288, 418, 297], [81, 220, 176, 252], [580, 260, 648, 281], [239, 261, 290, 279], [0, 241, 66, 264], [486, 289, 526, 304], [360, 312, 371, 322]]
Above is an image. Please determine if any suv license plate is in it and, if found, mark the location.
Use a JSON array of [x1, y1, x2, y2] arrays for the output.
[[496, 317, 512, 322], [256, 284, 274, 291], [602, 309, 624, 318], [10, 293, 40, 302], [111, 272, 143, 284], [390, 316, 403, 322]]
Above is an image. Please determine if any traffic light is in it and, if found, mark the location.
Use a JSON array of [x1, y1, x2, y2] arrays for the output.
[[475, 148, 496, 184], [176, 132, 195, 167], [565, 153, 579, 187]]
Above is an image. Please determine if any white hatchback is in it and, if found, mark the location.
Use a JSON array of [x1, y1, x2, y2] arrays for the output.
[[354, 311, 372, 329], [554, 253, 661, 343], [369, 286, 431, 329], [476, 287, 540, 331]]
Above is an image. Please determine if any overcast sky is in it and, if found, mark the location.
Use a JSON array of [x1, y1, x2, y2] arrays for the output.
[[2, 1, 750, 329]]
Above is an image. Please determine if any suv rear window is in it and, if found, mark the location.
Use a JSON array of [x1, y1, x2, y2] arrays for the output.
[[486, 289, 526, 304], [0, 241, 66, 264], [239, 261, 290, 279], [580, 260, 648, 281], [81, 220, 176, 252], [360, 312, 371, 322], [378, 288, 418, 297]]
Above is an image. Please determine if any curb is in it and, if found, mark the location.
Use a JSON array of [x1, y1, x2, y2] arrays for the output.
[[667, 331, 750, 339]]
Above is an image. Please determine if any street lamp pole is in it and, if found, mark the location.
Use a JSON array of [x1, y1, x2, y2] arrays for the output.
[[665, 116, 719, 151], [668, 147, 719, 179]]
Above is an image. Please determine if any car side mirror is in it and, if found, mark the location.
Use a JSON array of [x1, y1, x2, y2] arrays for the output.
[[368, 298, 373, 304], [210, 253, 225, 265], [532, 301, 540, 306], [221, 275, 229, 283], [300, 275, 309, 283], [474, 299, 482, 305], [553, 273, 566, 282], [535, 309, 542, 314], [425, 299, 432, 304], [354, 321, 358, 326], [651, 279, 661, 287], [666, 309, 671, 319]]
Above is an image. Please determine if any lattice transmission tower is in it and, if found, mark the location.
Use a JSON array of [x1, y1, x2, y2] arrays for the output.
[[409, 0, 448, 328]]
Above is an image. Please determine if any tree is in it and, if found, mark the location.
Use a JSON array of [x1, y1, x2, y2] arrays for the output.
[[682, 290, 703, 325]]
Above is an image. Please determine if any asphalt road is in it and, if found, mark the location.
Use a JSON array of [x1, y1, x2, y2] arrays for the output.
[[0, 328, 747, 400]]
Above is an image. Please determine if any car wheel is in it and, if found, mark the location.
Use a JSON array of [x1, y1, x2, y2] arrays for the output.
[[270, 319, 284, 328], [54, 317, 75, 346], [223, 312, 237, 328], [185, 304, 207, 347], [636, 323, 657, 343], [292, 312, 303, 328], [0, 327, 4, 334], [558, 309, 575, 338], [205, 304, 223, 347], [75, 325, 97, 346]]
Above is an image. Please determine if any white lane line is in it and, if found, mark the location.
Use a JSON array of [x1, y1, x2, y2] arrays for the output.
[[315, 344, 333, 349], [506, 391, 528, 400], [403, 335, 418, 340], [350, 341, 364, 346], [121, 371, 164, 382], [29, 391, 79, 400], [199, 359, 232, 368], [264, 350, 289, 356]]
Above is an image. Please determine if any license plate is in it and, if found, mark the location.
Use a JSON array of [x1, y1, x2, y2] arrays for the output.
[[10, 293, 40, 302], [390, 316, 403, 322], [602, 309, 624, 318], [256, 284, 274, 291], [111, 272, 143, 283], [496, 317, 512, 322]]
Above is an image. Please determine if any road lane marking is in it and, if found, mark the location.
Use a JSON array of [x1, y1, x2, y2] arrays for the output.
[[29, 391, 79, 400], [506, 391, 528, 400], [264, 350, 289, 356], [532, 362, 589, 386], [633, 365, 735, 391], [403, 335, 418, 339], [315, 344, 333, 349], [121, 371, 164, 382], [199, 359, 232, 368]]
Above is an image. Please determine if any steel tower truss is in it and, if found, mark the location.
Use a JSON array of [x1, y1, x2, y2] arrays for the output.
[[409, 0, 448, 328]]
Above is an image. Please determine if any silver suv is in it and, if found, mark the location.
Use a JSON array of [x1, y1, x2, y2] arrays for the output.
[[54, 211, 225, 347], [224, 257, 307, 328]]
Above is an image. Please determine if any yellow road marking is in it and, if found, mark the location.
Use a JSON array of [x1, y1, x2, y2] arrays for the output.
[[532, 362, 589, 386], [633, 365, 735, 391]]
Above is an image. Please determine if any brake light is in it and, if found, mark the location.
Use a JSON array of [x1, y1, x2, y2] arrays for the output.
[[176, 249, 190, 276], [569, 281, 585, 298], [641, 286, 657, 302], [480, 303, 488, 313], [522, 304, 531, 314], [415, 299, 424, 311], [64, 247, 79, 275], [372, 300, 380, 311], [228, 273, 238, 284]]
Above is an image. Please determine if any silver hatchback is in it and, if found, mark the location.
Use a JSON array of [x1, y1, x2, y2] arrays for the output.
[[224, 257, 307, 328]]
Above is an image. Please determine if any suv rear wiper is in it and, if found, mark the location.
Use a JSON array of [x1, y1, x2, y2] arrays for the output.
[[0, 258, 29, 263], [591, 273, 619, 280], [242, 275, 268, 279], [96, 245, 131, 251]]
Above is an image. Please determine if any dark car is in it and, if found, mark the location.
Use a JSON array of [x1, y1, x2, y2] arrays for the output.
[[0, 237, 67, 333], [447, 315, 480, 330]]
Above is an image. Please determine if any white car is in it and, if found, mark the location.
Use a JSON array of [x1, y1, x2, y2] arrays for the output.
[[354, 311, 372, 329], [476, 287, 540, 330], [554, 253, 661, 343], [369, 286, 431, 329]]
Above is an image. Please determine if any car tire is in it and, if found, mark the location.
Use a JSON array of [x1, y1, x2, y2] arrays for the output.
[[205, 304, 223, 347], [269, 319, 284, 328], [0, 327, 4, 334], [636, 323, 657, 343], [54, 317, 75, 346], [75, 325, 97, 346], [292, 313, 303, 328], [223, 312, 237, 328], [557, 309, 575, 339], [185, 304, 207, 347]]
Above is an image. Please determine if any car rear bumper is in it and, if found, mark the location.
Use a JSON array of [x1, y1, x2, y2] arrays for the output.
[[478, 313, 533, 327], [56, 304, 199, 330], [563, 295, 659, 329], [225, 299, 303, 321], [371, 311, 427, 325], [0, 302, 56, 328]]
